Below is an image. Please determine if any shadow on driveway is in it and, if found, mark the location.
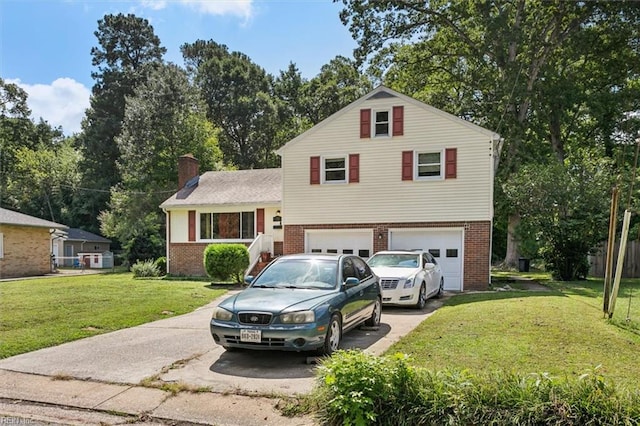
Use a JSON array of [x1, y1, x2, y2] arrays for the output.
[[209, 322, 392, 379]]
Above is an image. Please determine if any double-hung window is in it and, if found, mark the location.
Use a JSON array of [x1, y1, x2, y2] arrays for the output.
[[200, 212, 255, 240], [374, 110, 390, 136], [324, 156, 347, 183], [416, 151, 442, 179]]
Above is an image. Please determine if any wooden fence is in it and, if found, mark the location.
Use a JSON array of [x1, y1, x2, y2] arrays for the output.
[[589, 240, 640, 278]]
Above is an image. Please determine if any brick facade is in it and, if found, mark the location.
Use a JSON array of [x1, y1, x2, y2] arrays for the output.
[[168, 243, 209, 276], [284, 221, 491, 291], [0, 225, 51, 278]]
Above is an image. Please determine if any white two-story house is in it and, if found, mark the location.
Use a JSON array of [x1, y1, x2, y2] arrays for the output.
[[161, 86, 499, 291]]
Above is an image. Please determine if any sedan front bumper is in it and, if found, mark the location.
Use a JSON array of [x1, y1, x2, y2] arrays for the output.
[[210, 320, 328, 352]]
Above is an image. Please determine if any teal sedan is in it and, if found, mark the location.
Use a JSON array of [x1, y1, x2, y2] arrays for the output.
[[210, 254, 382, 355]]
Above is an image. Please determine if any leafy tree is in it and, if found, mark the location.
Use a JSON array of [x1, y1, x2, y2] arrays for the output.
[[503, 149, 614, 280], [100, 63, 223, 263], [73, 13, 166, 234], [0, 78, 33, 208], [5, 138, 81, 223], [338, 0, 640, 268], [300, 55, 373, 124], [182, 40, 279, 168]]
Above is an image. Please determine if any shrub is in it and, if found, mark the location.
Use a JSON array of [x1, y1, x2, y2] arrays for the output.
[[130, 260, 160, 278], [203, 244, 249, 284], [154, 256, 167, 275], [313, 350, 640, 426]]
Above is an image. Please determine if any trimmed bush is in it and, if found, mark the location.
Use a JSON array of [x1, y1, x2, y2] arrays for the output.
[[154, 256, 167, 275], [203, 244, 249, 284], [130, 259, 160, 278], [313, 350, 640, 426]]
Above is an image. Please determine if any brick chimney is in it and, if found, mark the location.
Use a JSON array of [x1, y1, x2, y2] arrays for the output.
[[178, 154, 199, 189]]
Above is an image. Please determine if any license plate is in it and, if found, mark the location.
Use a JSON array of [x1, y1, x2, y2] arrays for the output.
[[240, 329, 261, 343]]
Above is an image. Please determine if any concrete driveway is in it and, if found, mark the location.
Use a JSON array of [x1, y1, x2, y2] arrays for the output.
[[0, 291, 446, 396]]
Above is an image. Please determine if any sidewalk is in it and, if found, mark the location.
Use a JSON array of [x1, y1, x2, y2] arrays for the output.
[[0, 369, 311, 425]]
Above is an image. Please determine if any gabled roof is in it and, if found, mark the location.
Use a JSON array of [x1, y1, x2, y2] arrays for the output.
[[277, 85, 500, 154], [66, 228, 111, 243], [160, 168, 282, 209], [0, 207, 67, 229]]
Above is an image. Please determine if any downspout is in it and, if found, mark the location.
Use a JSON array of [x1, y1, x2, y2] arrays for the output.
[[163, 208, 170, 275]]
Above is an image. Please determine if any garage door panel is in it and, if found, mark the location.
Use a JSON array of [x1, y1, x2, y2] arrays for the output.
[[390, 230, 463, 291], [306, 231, 373, 259]]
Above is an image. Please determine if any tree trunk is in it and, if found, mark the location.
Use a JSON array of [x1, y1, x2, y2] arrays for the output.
[[504, 211, 521, 268]]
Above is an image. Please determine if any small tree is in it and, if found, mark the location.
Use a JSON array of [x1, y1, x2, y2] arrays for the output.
[[503, 149, 613, 280], [203, 244, 250, 284]]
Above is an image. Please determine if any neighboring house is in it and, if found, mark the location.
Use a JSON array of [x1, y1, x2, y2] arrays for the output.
[[53, 228, 112, 268], [161, 86, 499, 291], [0, 207, 68, 279]]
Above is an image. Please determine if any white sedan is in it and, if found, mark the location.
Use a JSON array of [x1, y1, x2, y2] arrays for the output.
[[367, 250, 443, 309]]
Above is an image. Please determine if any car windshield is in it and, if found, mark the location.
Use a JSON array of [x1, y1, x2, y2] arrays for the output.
[[368, 254, 420, 268], [251, 258, 338, 290]]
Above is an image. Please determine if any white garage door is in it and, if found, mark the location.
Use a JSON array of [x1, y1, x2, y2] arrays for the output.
[[389, 229, 463, 291], [305, 230, 373, 259]]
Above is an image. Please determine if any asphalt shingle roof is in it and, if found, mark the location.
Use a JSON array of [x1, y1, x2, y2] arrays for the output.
[[0, 207, 67, 229], [160, 168, 282, 208], [66, 228, 111, 243]]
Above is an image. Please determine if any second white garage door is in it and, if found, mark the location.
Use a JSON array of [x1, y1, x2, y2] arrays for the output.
[[305, 229, 373, 259], [389, 229, 464, 291]]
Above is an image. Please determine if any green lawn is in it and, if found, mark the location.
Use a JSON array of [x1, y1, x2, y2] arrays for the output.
[[0, 273, 226, 359], [387, 275, 640, 389]]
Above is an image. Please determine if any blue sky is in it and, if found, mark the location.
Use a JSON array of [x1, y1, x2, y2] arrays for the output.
[[1, 0, 358, 134]]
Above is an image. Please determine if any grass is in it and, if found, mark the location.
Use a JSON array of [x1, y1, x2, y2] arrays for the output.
[[388, 273, 640, 389], [0, 273, 226, 359]]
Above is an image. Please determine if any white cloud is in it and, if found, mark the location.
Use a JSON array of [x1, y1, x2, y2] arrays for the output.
[[140, 0, 253, 20], [8, 78, 91, 136]]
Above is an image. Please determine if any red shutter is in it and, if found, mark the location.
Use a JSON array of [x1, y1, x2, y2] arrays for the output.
[[256, 208, 265, 234], [360, 109, 371, 138], [310, 156, 320, 184], [188, 210, 196, 241], [349, 154, 360, 183], [402, 151, 413, 181], [392, 106, 404, 136], [445, 148, 457, 179]]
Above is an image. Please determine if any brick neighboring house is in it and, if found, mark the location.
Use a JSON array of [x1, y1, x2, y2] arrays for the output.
[[161, 86, 499, 291], [0, 207, 68, 279]]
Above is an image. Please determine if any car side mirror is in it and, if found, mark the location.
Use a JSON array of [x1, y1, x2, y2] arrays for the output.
[[244, 276, 254, 284], [424, 263, 435, 270], [343, 276, 360, 288]]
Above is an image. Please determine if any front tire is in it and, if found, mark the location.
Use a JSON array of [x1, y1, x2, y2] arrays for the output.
[[415, 283, 427, 309], [435, 278, 444, 299], [365, 297, 382, 326], [320, 314, 342, 355]]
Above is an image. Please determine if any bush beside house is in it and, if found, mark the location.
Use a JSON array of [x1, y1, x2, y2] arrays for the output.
[[203, 244, 250, 284]]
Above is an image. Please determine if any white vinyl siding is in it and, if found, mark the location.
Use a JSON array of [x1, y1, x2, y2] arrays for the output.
[[281, 96, 494, 225], [0, 232, 3, 258]]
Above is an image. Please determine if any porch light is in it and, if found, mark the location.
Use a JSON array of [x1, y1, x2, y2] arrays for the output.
[[273, 210, 282, 229]]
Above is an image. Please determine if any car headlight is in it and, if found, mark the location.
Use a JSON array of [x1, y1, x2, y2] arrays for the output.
[[212, 306, 233, 321], [404, 277, 415, 288], [280, 310, 315, 324]]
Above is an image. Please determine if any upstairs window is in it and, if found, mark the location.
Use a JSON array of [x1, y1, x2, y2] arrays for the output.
[[374, 110, 390, 136], [324, 157, 347, 183], [361, 106, 404, 138], [417, 152, 442, 179]]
